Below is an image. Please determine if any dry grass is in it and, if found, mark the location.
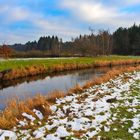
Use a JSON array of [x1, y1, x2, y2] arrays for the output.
[[3, 65, 47, 80], [68, 84, 83, 94], [2, 59, 140, 80], [72, 130, 87, 138], [83, 66, 140, 90], [1, 65, 140, 129], [46, 90, 65, 103], [0, 91, 65, 129], [0, 94, 52, 129], [94, 61, 111, 67]]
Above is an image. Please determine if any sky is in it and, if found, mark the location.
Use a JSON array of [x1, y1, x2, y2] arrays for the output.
[[0, 0, 140, 44]]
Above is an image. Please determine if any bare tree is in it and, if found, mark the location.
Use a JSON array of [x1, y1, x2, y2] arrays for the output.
[[98, 29, 112, 55]]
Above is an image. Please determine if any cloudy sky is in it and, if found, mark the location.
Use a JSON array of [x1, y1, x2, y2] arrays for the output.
[[0, 0, 140, 44]]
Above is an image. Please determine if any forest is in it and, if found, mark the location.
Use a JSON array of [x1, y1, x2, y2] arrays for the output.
[[1, 24, 140, 57]]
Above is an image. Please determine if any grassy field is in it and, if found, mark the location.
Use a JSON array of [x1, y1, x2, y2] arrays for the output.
[[98, 80, 140, 140], [0, 56, 140, 71]]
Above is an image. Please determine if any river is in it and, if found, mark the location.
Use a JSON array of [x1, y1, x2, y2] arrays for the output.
[[0, 67, 112, 110]]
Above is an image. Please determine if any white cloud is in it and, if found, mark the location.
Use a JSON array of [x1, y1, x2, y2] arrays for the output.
[[61, 0, 140, 27], [0, 4, 85, 44], [0, 5, 29, 22], [0, 0, 140, 44], [124, 0, 140, 5], [0, 31, 33, 44], [9, 7, 29, 21]]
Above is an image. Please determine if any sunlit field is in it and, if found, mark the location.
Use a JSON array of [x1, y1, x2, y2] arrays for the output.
[[0, 56, 140, 71]]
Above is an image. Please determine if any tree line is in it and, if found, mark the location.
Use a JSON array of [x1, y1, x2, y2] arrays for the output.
[[113, 24, 140, 55], [10, 36, 61, 56], [1, 24, 140, 57]]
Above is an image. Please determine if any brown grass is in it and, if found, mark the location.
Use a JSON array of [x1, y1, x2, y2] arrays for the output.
[[83, 66, 140, 90], [72, 130, 87, 138], [46, 90, 65, 103], [0, 94, 52, 129], [1, 65, 140, 129], [3, 65, 47, 80], [68, 84, 83, 94], [2, 59, 140, 80]]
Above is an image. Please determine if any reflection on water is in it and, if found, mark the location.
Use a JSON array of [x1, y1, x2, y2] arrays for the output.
[[0, 67, 112, 110]]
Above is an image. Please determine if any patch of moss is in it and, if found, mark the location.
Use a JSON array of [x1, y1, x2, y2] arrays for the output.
[[98, 122, 135, 140]]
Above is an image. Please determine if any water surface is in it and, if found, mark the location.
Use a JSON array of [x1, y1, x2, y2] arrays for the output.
[[0, 67, 112, 110]]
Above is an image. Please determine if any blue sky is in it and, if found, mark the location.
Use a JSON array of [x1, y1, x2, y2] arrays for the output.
[[0, 0, 140, 44]]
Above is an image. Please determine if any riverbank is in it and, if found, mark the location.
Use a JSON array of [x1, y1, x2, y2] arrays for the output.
[[0, 67, 110, 110], [1, 56, 140, 80], [0, 65, 140, 139]]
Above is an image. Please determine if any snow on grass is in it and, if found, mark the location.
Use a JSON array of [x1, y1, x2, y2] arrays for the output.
[[55, 126, 70, 137], [50, 105, 57, 112], [33, 127, 46, 139], [0, 57, 78, 61], [18, 119, 28, 127], [128, 114, 140, 139], [33, 109, 44, 120], [0, 130, 17, 140], [22, 113, 36, 122], [0, 71, 140, 139]]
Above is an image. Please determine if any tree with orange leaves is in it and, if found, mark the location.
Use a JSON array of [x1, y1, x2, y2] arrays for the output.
[[0, 44, 12, 59]]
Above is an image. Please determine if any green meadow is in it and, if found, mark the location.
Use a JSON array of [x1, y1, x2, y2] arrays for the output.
[[0, 56, 140, 71]]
